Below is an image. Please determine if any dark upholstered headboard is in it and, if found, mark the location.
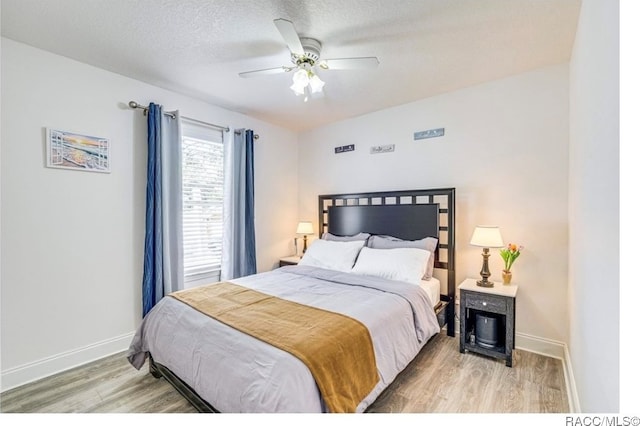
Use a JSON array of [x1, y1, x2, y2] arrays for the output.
[[327, 204, 439, 242], [318, 188, 456, 336]]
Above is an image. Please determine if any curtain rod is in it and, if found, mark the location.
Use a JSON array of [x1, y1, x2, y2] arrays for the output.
[[128, 101, 259, 140]]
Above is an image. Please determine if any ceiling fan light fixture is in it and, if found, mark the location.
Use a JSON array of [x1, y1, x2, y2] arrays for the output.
[[290, 68, 309, 95], [290, 83, 306, 96], [309, 74, 325, 93], [290, 67, 324, 97]]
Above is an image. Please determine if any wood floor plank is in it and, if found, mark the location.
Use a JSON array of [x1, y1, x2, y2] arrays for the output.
[[0, 331, 569, 413]]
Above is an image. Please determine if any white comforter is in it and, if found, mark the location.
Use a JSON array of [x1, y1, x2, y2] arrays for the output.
[[127, 265, 440, 413]]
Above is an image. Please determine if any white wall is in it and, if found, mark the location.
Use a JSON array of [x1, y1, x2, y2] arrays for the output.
[[568, 0, 619, 413], [0, 38, 298, 390], [299, 64, 570, 347]]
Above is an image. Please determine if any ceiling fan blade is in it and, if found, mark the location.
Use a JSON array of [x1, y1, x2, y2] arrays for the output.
[[320, 57, 380, 70], [273, 18, 304, 56], [239, 66, 289, 78]]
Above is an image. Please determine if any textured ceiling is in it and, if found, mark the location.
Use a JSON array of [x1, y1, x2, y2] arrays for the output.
[[1, 0, 581, 132]]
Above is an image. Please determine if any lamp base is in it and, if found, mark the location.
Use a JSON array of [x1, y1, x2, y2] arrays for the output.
[[476, 279, 494, 288], [476, 248, 494, 287]]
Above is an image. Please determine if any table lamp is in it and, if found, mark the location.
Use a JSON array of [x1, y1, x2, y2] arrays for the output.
[[469, 225, 504, 287], [296, 221, 314, 254]]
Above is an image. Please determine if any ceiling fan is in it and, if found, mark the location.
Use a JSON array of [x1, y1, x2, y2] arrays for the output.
[[239, 18, 379, 101]]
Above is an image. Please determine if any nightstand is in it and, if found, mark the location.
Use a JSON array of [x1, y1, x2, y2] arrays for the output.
[[459, 278, 518, 367], [279, 255, 301, 267]]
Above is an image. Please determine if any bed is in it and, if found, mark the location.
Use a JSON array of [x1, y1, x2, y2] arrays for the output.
[[127, 188, 456, 413]]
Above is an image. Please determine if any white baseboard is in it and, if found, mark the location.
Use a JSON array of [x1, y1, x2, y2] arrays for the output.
[[1, 332, 134, 393], [514, 331, 565, 359], [453, 317, 580, 412], [563, 344, 582, 413]]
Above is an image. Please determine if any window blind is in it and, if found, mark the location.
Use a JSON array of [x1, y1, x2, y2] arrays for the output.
[[181, 121, 224, 283]]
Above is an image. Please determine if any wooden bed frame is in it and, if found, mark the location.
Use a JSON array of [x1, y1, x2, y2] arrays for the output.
[[148, 187, 456, 412]]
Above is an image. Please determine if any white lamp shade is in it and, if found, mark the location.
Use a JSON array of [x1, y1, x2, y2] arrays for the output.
[[290, 69, 309, 95], [470, 226, 504, 248], [290, 68, 324, 97], [296, 221, 314, 235], [308, 74, 325, 93]]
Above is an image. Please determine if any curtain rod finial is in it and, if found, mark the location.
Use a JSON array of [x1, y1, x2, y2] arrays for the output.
[[128, 101, 139, 109]]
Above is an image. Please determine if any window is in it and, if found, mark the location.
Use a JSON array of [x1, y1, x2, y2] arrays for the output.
[[181, 120, 224, 285]]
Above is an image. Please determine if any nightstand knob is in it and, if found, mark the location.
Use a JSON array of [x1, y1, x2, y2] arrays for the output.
[[482, 302, 487, 306]]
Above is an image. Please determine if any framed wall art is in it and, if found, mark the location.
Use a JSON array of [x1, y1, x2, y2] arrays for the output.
[[46, 128, 110, 173]]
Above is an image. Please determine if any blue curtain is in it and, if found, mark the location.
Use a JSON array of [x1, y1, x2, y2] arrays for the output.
[[142, 103, 183, 317], [221, 129, 256, 280]]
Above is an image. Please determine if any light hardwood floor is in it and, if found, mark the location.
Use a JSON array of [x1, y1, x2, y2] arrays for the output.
[[0, 331, 569, 413]]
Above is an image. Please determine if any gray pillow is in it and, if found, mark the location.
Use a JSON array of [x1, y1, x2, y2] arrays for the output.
[[321, 232, 371, 242], [368, 235, 438, 279]]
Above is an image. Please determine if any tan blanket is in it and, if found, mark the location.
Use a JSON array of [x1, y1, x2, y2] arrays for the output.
[[169, 282, 379, 413]]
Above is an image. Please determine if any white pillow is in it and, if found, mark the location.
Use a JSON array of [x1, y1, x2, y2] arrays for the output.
[[368, 235, 438, 280], [351, 247, 430, 285], [298, 239, 365, 272]]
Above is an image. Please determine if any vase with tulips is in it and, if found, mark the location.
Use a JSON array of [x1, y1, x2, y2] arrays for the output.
[[499, 243, 523, 284]]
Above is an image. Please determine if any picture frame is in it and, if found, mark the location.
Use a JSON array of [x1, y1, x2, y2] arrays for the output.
[[46, 128, 110, 173]]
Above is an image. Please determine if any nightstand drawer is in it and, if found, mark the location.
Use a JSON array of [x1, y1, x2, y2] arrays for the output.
[[464, 292, 507, 314]]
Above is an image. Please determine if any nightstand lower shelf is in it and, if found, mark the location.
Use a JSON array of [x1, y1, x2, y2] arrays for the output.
[[460, 333, 509, 361]]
